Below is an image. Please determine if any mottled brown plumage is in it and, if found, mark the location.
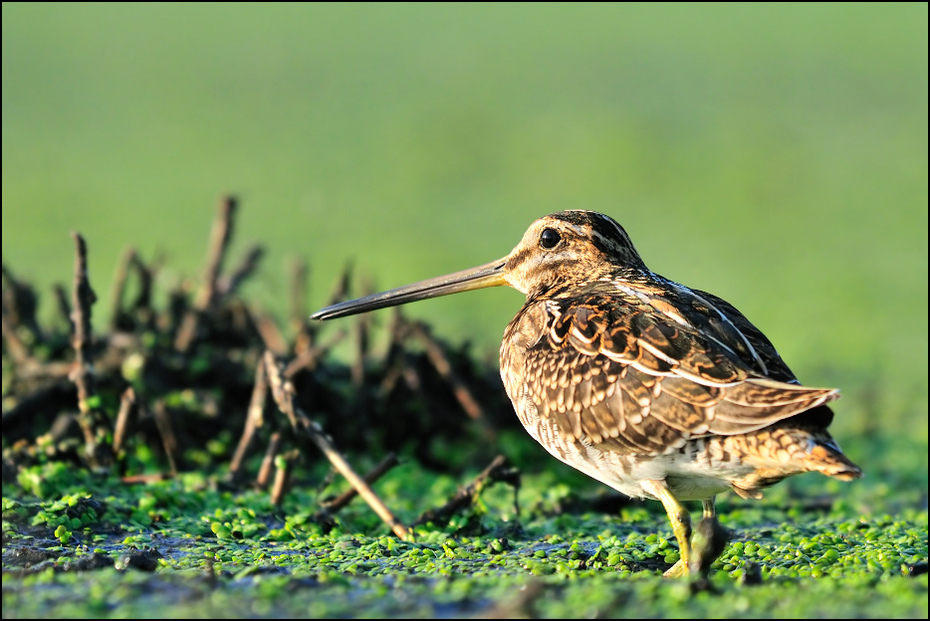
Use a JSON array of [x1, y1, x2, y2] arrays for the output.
[[312, 210, 861, 576]]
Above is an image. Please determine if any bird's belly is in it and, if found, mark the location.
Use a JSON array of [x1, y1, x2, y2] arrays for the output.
[[548, 441, 741, 502], [511, 393, 750, 501]]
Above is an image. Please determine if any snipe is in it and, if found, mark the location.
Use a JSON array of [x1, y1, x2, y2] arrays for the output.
[[312, 210, 861, 577]]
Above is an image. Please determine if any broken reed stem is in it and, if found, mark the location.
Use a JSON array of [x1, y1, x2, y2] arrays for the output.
[[327, 261, 353, 308], [109, 247, 136, 331], [175, 195, 237, 352], [270, 449, 299, 506], [413, 454, 510, 527], [69, 232, 97, 414], [410, 321, 485, 422], [152, 400, 180, 475], [128, 251, 154, 310], [322, 452, 400, 514], [112, 387, 138, 454], [263, 350, 411, 541], [230, 361, 269, 478], [53, 284, 71, 329], [284, 330, 346, 378], [254, 311, 289, 356], [195, 195, 237, 311], [217, 244, 264, 298], [68, 232, 113, 466], [257, 432, 283, 488], [1, 308, 31, 364], [121, 473, 172, 484], [1, 264, 42, 340]]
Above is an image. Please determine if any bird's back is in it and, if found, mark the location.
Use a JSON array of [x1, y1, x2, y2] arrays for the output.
[[499, 276, 861, 501]]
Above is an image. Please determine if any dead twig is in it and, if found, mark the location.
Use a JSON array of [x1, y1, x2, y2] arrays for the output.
[[270, 449, 299, 506], [253, 311, 289, 356], [284, 330, 346, 378], [175, 195, 237, 352], [320, 452, 401, 515], [410, 320, 487, 426], [53, 284, 71, 330], [257, 432, 283, 488], [229, 361, 269, 480], [326, 261, 353, 308], [152, 400, 180, 475], [263, 350, 411, 541], [128, 250, 155, 313], [2, 264, 42, 343], [217, 245, 264, 299], [1, 305, 31, 364], [413, 455, 517, 527], [69, 232, 97, 410], [121, 473, 172, 484], [68, 232, 113, 467], [109, 247, 136, 332], [112, 387, 138, 454]]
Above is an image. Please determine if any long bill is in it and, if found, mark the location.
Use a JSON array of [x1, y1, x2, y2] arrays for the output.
[[310, 258, 510, 321]]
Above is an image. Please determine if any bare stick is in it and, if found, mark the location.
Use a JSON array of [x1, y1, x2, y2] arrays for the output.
[[326, 261, 353, 307], [257, 432, 283, 488], [122, 473, 172, 484], [1, 306, 31, 363], [217, 245, 264, 298], [175, 195, 237, 352], [413, 321, 483, 420], [152, 400, 180, 475], [113, 387, 137, 454], [195, 195, 237, 311], [69, 233, 97, 413], [53, 284, 71, 329], [377, 363, 404, 399], [321, 452, 400, 515], [230, 361, 269, 478], [254, 311, 289, 356], [128, 251, 154, 312], [284, 330, 346, 378], [270, 449, 298, 506], [68, 233, 113, 465], [1, 264, 42, 339], [412, 455, 513, 527], [109, 247, 136, 331], [263, 350, 411, 540]]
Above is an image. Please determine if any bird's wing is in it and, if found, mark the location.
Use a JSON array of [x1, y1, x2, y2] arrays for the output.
[[511, 288, 838, 454]]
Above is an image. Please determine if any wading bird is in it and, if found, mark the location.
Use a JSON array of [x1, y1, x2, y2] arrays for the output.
[[311, 210, 861, 576]]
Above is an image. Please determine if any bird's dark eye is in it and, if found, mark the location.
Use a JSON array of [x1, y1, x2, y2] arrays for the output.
[[540, 228, 561, 249]]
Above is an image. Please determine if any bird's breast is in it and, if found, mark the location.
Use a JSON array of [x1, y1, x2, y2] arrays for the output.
[[500, 300, 551, 406]]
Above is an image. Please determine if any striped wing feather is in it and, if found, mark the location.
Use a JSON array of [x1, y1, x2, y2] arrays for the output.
[[516, 288, 838, 454]]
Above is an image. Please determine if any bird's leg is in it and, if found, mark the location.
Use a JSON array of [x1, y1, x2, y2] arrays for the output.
[[642, 480, 692, 578], [702, 497, 715, 519], [689, 496, 729, 577]]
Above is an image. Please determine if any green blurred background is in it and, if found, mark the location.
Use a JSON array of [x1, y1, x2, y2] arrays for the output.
[[3, 4, 927, 473]]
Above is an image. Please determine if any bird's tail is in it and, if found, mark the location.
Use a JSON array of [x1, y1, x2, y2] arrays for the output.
[[798, 432, 862, 481], [726, 421, 862, 499]]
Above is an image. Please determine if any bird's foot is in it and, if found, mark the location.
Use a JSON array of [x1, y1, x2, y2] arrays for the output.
[[662, 558, 689, 578], [689, 516, 730, 577]]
